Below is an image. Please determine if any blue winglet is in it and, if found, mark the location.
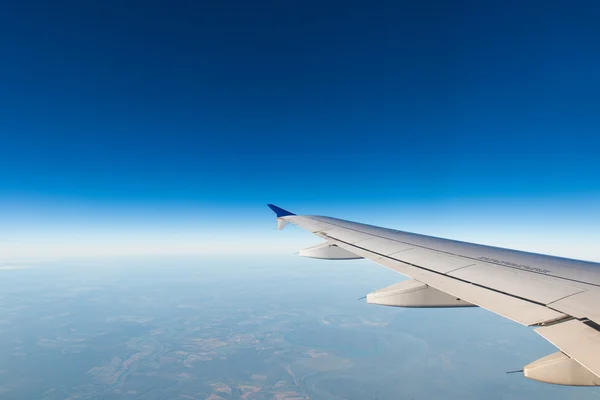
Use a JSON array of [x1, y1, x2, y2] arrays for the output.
[[267, 204, 295, 217]]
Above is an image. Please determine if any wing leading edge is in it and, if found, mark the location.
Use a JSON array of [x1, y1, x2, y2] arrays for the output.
[[267, 205, 600, 386]]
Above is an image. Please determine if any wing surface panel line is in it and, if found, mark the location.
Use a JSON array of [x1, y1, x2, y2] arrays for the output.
[[312, 216, 599, 289], [443, 264, 477, 274], [329, 238, 566, 326], [330, 235, 552, 309], [547, 291, 591, 306], [387, 248, 415, 256]]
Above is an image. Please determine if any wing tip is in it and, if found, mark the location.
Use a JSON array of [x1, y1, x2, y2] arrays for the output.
[[267, 204, 295, 217]]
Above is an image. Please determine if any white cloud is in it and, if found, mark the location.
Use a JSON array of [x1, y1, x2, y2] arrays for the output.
[[0, 265, 31, 270], [0, 228, 315, 260]]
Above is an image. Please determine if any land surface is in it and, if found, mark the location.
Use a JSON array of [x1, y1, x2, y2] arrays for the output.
[[0, 257, 597, 399]]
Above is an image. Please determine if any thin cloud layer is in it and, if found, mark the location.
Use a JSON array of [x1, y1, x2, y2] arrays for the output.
[[0, 265, 31, 270]]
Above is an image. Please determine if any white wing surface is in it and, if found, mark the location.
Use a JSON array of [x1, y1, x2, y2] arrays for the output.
[[267, 204, 600, 386]]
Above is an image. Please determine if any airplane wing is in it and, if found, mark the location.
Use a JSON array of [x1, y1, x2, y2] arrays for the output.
[[268, 204, 600, 386]]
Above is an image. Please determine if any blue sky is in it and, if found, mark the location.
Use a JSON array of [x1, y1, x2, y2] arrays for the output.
[[1, 1, 599, 259]]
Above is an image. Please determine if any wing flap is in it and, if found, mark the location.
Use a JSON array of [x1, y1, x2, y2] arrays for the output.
[[321, 228, 372, 244], [351, 237, 414, 256], [287, 214, 589, 317], [549, 291, 600, 326], [449, 263, 586, 305], [390, 247, 476, 274], [535, 320, 600, 381], [331, 240, 567, 326]]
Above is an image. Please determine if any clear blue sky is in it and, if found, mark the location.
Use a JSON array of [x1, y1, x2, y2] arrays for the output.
[[1, 1, 599, 259]]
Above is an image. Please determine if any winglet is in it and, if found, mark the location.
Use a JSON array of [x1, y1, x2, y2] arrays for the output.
[[268, 204, 295, 230], [267, 204, 295, 217]]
